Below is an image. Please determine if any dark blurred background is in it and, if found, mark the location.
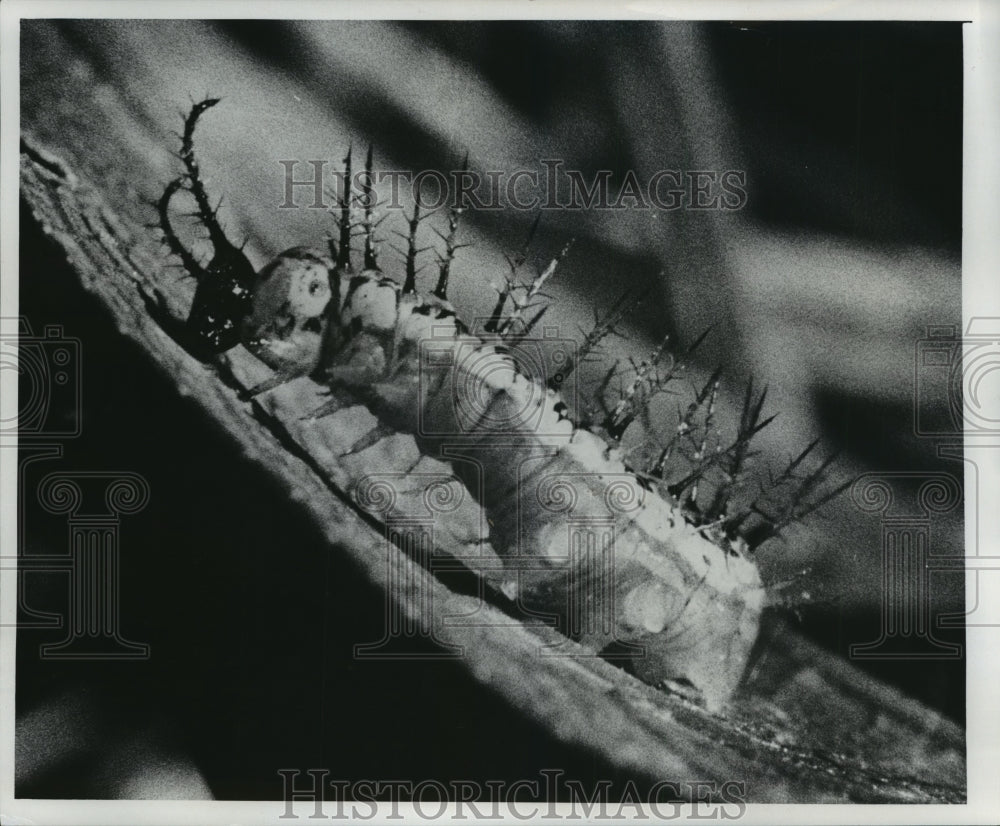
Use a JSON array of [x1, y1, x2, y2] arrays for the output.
[[18, 19, 964, 798]]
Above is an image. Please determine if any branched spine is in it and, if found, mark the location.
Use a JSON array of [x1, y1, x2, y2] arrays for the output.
[[433, 155, 469, 300]]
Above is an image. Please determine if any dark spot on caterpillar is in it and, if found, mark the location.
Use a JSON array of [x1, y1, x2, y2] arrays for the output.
[[411, 304, 434, 316], [273, 302, 295, 339], [553, 401, 569, 421], [342, 276, 372, 306], [302, 316, 323, 334], [436, 308, 456, 320], [295, 250, 329, 265]]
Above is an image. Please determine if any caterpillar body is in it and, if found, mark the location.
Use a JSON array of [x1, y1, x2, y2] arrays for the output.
[[155, 99, 767, 710]]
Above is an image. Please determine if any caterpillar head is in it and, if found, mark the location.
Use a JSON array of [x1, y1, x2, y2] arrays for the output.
[[241, 247, 334, 371]]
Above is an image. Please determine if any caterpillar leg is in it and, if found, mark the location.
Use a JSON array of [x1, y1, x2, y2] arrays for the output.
[[157, 98, 256, 361], [299, 364, 389, 421], [239, 367, 312, 401]]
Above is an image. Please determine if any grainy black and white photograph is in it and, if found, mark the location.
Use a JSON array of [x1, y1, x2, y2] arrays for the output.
[[3, 2, 999, 822]]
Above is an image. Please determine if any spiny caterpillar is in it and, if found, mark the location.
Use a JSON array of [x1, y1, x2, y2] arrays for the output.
[[151, 99, 845, 710]]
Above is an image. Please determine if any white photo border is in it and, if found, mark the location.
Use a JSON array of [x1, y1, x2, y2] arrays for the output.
[[2, 1, 997, 824]]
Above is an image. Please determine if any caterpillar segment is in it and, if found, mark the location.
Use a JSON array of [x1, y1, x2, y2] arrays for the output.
[[158, 100, 767, 710]]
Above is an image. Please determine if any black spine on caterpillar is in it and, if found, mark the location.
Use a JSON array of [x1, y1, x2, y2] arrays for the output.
[[155, 99, 257, 360]]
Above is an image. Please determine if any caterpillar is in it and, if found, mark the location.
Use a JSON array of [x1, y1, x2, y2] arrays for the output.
[[151, 99, 840, 711]]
